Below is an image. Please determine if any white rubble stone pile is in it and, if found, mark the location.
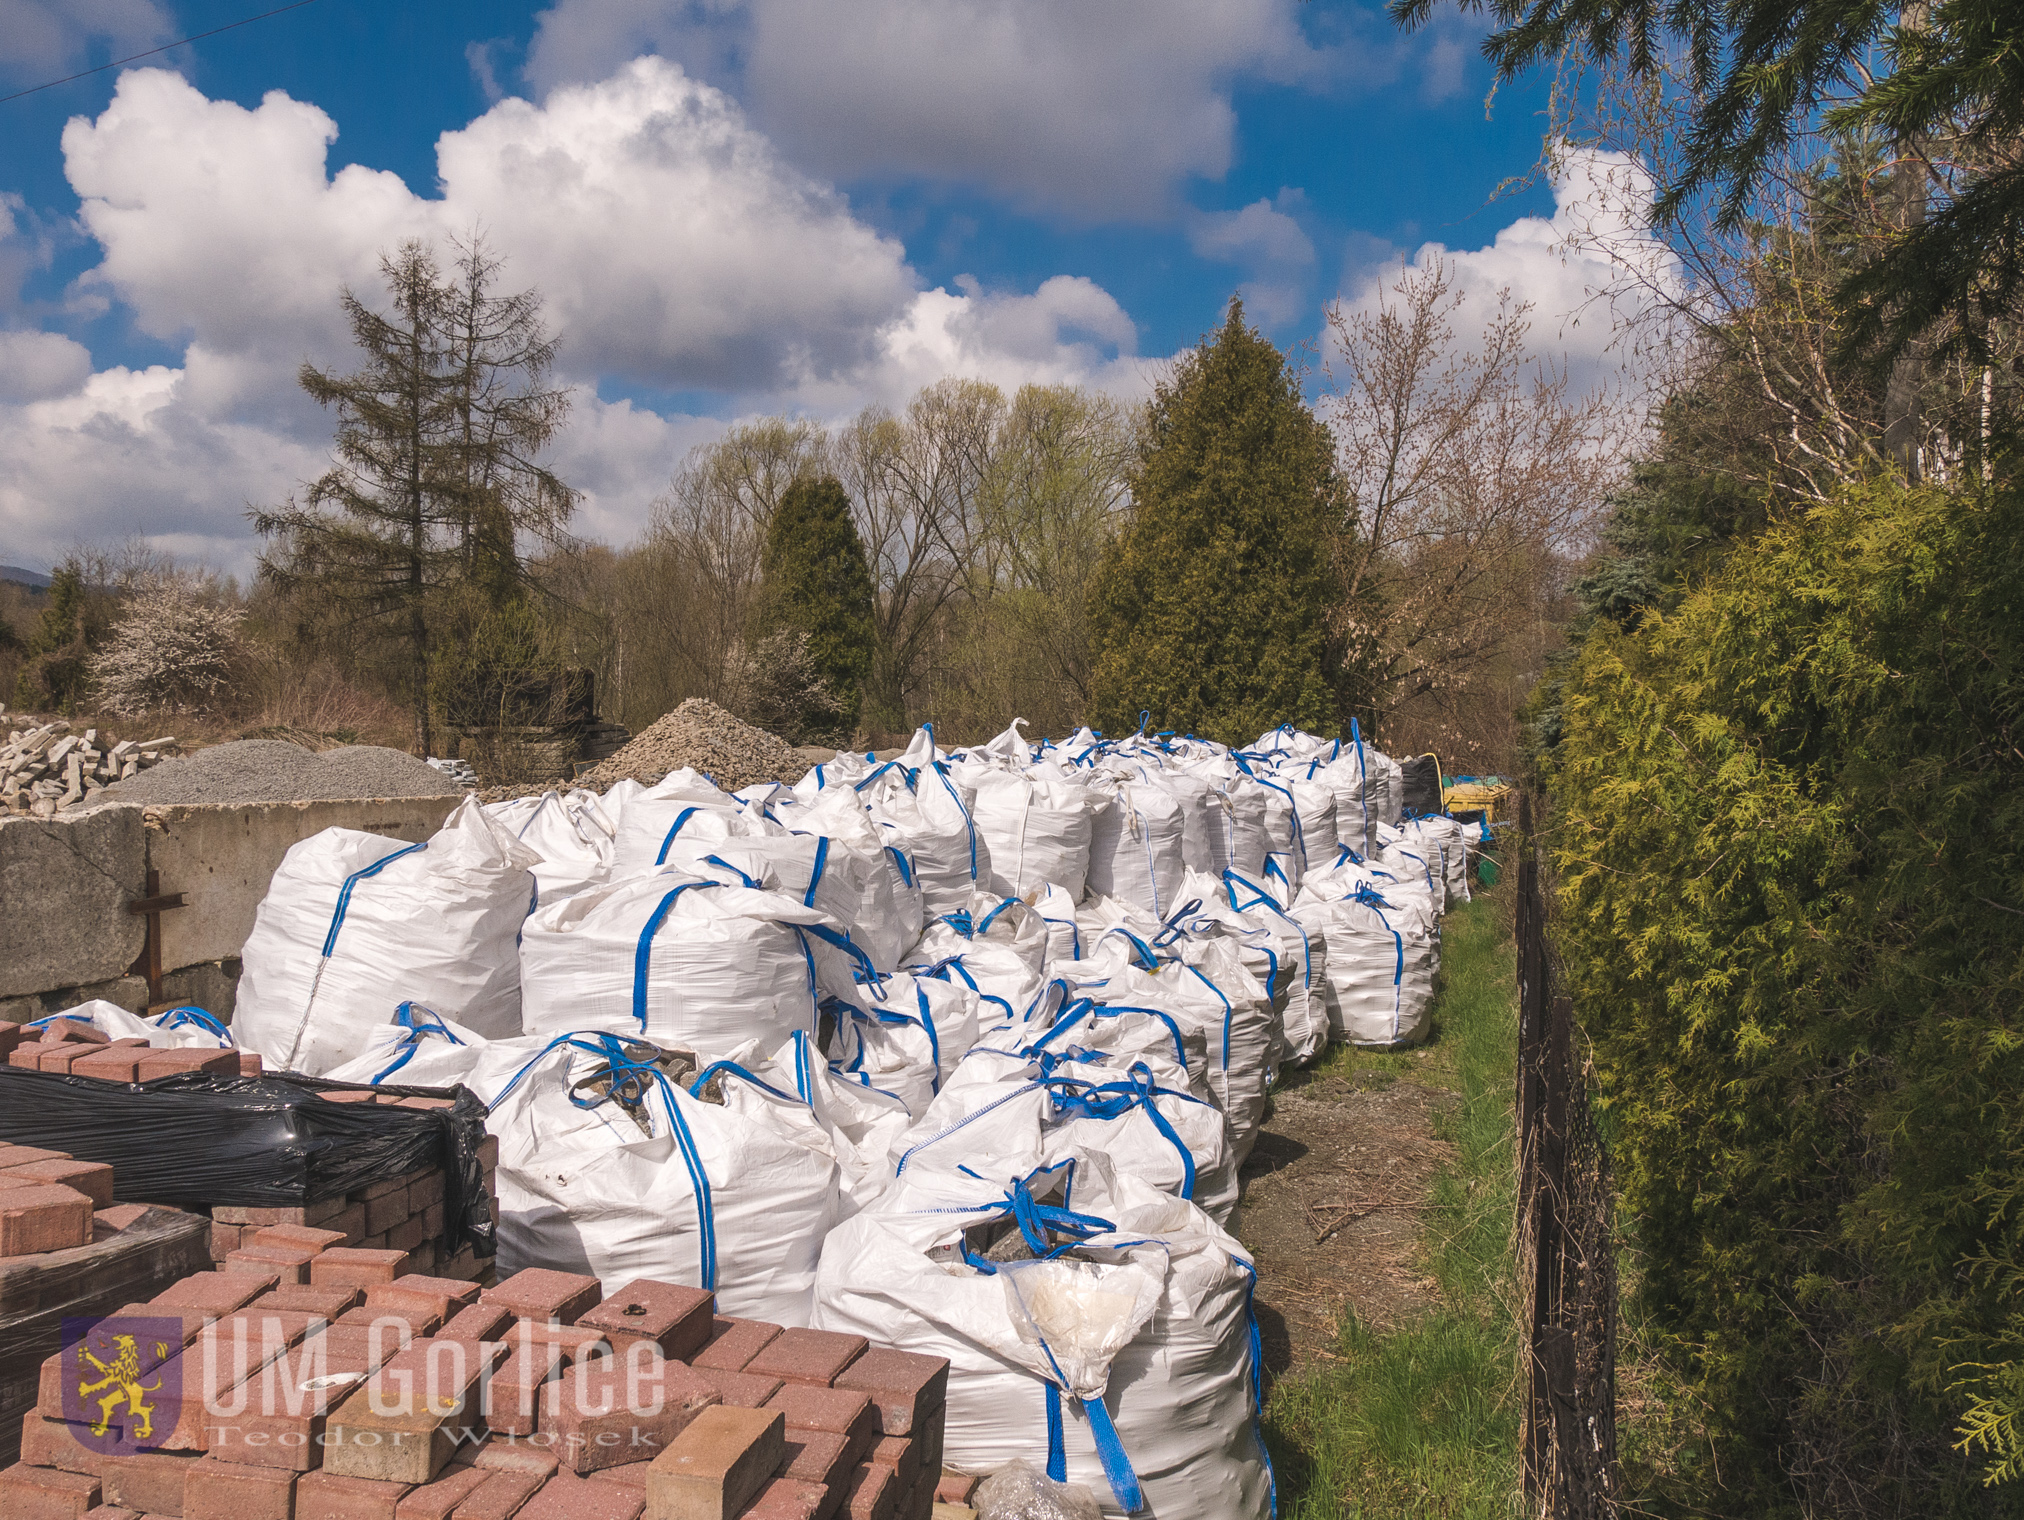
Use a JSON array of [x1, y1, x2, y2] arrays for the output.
[[1, 720, 178, 816]]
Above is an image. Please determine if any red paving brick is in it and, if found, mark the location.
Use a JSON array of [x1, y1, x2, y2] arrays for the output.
[[93, 1204, 152, 1233], [251, 1224, 350, 1255], [447, 1470, 544, 1520], [690, 1371, 783, 1411], [391, 1464, 491, 1520], [0, 1158, 115, 1208], [295, 1469, 414, 1520], [480, 1271, 601, 1326], [512, 1470, 642, 1520], [0, 1182, 95, 1255], [574, 1283, 713, 1363], [643, 1407, 783, 1520], [929, 1470, 973, 1506], [844, 1464, 897, 1520], [152, 1274, 275, 1316], [740, 1333, 864, 1391], [737, 1477, 828, 1520], [466, 1446, 558, 1479], [99, 1450, 199, 1517], [254, 1285, 362, 1320], [539, 1356, 720, 1474], [689, 1321, 782, 1376], [828, 1356, 946, 1439], [776, 1429, 852, 1491], [437, 1305, 513, 1343], [861, 1439, 917, 1490], [484, 1343, 568, 1438], [181, 1457, 297, 1520], [0, 1463, 103, 1520], [226, 1245, 317, 1285], [759, 1389, 876, 1464], [312, 1250, 412, 1291]]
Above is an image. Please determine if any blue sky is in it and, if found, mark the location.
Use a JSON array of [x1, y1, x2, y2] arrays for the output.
[[0, 0, 1646, 572]]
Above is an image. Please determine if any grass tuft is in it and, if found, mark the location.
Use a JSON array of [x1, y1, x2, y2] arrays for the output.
[[1260, 889, 1524, 1519]]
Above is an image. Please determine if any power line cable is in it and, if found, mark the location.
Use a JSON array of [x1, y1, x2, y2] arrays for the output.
[[0, 0, 325, 106]]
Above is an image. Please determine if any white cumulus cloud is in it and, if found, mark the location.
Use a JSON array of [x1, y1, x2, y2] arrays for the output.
[[525, 0, 1332, 218], [1, 58, 1156, 572]]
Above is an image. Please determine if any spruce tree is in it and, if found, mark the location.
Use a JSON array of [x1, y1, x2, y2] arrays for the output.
[[754, 473, 875, 732], [1086, 298, 1348, 744], [14, 564, 91, 713]]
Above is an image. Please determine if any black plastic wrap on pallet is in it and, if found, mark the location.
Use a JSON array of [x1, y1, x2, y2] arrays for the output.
[[0, 1067, 494, 1256]]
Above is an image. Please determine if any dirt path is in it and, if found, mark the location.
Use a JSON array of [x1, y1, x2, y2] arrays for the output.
[[1236, 1051, 1459, 1381]]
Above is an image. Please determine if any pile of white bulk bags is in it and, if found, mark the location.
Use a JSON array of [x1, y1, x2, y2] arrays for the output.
[[234, 797, 538, 1076], [1291, 879, 1438, 1047], [815, 1157, 1273, 1520]]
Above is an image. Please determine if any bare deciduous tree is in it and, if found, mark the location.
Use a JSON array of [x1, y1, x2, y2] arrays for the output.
[[1326, 258, 1627, 762]]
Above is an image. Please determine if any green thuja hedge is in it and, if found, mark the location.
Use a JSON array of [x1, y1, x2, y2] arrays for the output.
[[1550, 472, 2024, 1517]]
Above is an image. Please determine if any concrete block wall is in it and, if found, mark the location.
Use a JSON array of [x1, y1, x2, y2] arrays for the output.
[[0, 795, 461, 1026]]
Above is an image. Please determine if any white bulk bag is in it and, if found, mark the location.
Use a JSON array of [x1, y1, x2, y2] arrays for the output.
[[1152, 772, 1227, 875], [321, 1003, 489, 1087], [1175, 870, 1329, 1068], [822, 970, 982, 1119], [486, 789, 617, 903], [1290, 883, 1437, 1047], [518, 872, 864, 1053], [815, 1157, 1273, 1520], [907, 892, 1051, 1030], [891, 1048, 1239, 1225], [1404, 815, 1473, 909], [1201, 772, 1272, 878], [1089, 941, 1276, 1162], [235, 798, 538, 1076], [1029, 881, 1085, 968], [606, 769, 743, 878], [968, 764, 1095, 901], [488, 1032, 840, 1320], [1084, 779, 1186, 917]]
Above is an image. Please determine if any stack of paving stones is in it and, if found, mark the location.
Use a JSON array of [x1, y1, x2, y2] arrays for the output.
[[0, 1023, 260, 1085], [0, 1263, 973, 1520], [0, 1143, 117, 1259], [204, 1122, 496, 1283], [0, 1020, 492, 1283]]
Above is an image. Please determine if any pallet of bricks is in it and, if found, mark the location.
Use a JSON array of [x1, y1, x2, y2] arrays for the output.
[[0, 1143, 214, 1474], [205, 1125, 497, 1285], [0, 1019, 497, 1286], [0, 1256, 976, 1520]]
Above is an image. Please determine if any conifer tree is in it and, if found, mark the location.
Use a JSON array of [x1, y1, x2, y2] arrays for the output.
[[753, 474, 875, 734], [13, 564, 91, 713], [1086, 298, 1349, 744]]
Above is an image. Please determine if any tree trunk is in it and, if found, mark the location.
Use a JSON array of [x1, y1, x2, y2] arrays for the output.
[[1882, 2, 1930, 482]]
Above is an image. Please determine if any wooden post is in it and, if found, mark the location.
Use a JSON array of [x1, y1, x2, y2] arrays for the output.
[[125, 867, 187, 1013]]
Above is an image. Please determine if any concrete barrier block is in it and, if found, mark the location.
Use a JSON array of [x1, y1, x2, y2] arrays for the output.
[[145, 797, 460, 973], [0, 806, 146, 997]]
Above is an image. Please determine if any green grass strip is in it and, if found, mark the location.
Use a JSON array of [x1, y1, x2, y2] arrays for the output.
[[1260, 888, 1524, 1519]]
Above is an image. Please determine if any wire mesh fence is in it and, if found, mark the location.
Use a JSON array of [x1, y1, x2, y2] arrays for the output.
[[1515, 791, 1620, 1517]]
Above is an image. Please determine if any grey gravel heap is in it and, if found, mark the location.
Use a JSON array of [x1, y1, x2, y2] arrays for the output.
[[2, 721, 179, 816], [85, 738, 464, 807], [576, 697, 805, 793]]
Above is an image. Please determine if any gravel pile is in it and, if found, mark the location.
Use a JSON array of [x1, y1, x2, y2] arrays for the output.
[[576, 698, 805, 792], [91, 739, 465, 806]]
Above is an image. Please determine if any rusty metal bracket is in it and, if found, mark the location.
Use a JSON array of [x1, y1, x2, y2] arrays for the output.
[[126, 867, 187, 1013]]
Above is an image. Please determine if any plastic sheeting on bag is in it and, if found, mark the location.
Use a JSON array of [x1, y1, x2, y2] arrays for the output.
[[518, 870, 870, 1053], [890, 1047, 1239, 1225], [1403, 814, 1473, 910], [30, 1000, 236, 1050], [234, 797, 539, 1076], [487, 1031, 841, 1319], [815, 1156, 1273, 1520]]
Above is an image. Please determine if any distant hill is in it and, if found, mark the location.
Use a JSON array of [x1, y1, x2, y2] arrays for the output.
[[0, 564, 51, 590]]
